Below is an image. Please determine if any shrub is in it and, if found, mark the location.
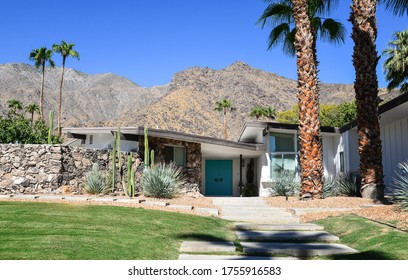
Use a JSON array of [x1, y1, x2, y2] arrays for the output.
[[83, 163, 110, 194], [323, 175, 339, 198], [268, 171, 300, 197], [141, 163, 185, 198], [337, 172, 361, 197], [391, 161, 408, 211]]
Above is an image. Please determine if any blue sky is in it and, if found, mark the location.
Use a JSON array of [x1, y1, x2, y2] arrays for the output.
[[0, 0, 407, 88]]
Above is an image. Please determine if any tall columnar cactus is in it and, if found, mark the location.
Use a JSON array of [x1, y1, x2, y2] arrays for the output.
[[144, 127, 149, 168], [47, 111, 54, 144], [150, 149, 155, 168], [111, 132, 117, 192], [130, 169, 135, 198], [117, 127, 122, 175], [127, 153, 134, 197]]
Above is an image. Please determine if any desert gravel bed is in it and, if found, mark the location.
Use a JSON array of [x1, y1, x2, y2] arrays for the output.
[[265, 196, 408, 231]]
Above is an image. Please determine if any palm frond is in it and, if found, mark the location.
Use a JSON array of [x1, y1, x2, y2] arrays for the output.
[[381, 0, 408, 16], [320, 18, 346, 44]]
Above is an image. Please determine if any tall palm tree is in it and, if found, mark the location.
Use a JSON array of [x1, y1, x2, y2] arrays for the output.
[[25, 104, 40, 125], [289, 0, 324, 199], [7, 99, 23, 118], [214, 99, 236, 140], [383, 29, 408, 94], [52, 41, 80, 136], [249, 106, 265, 119], [258, 0, 345, 62], [350, 0, 408, 199], [29, 47, 55, 120]]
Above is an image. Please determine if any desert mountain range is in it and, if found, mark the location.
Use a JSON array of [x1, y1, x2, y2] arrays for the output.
[[0, 62, 397, 140]]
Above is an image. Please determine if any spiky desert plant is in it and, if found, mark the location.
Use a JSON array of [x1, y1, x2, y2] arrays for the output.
[[141, 162, 185, 198], [268, 170, 300, 198], [144, 127, 149, 168], [391, 161, 408, 211], [323, 175, 338, 198], [338, 172, 361, 197], [47, 111, 54, 144], [111, 132, 117, 192], [83, 163, 109, 194], [150, 149, 155, 168], [126, 153, 135, 197], [117, 127, 122, 175]]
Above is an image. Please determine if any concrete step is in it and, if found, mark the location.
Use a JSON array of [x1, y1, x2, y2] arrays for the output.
[[235, 223, 324, 231], [180, 241, 236, 253], [178, 254, 298, 260], [221, 206, 286, 211], [241, 242, 358, 257], [236, 230, 339, 242], [221, 211, 293, 216], [222, 216, 300, 224]]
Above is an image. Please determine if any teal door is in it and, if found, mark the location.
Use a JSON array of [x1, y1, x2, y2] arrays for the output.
[[205, 160, 233, 196]]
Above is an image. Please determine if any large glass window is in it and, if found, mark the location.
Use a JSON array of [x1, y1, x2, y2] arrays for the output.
[[164, 146, 186, 167], [269, 132, 298, 178]]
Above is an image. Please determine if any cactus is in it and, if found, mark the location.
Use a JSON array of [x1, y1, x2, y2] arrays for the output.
[[117, 127, 122, 175], [150, 149, 155, 168], [144, 127, 149, 168], [127, 153, 133, 197], [130, 169, 135, 198], [111, 131, 117, 192], [47, 111, 54, 144]]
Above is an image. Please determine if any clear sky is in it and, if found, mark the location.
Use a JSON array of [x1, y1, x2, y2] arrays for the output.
[[0, 0, 407, 88]]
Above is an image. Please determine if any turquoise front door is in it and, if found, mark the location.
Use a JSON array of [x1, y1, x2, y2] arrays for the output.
[[205, 160, 233, 196]]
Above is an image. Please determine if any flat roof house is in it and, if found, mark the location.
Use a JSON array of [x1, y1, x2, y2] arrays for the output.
[[63, 93, 408, 196]]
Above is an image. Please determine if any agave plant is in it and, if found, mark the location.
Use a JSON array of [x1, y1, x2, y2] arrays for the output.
[[83, 163, 110, 194], [268, 170, 300, 198], [337, 172, 361, 197], [391, 161, 408, 211], [141, 162, 185, 198]]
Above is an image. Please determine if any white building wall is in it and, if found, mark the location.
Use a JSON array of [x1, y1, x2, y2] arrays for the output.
[[342, 129, 360, 173], [381, 116, 408, 188], [83, 134, 139, 152]]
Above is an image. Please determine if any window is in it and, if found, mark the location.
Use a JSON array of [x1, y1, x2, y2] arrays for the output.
[[269, 132, 298, 179], [164, 146, 186, 167], [339, 151, 345, 172]]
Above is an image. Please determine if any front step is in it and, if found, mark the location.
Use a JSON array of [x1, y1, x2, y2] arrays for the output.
[[222, 216, 300, 224], [178, 254, 298, 260], [241, 242, 358, 257], [235, 223, 324, 231], [180, 241, 236, 253], [236, 230, 339, 242]]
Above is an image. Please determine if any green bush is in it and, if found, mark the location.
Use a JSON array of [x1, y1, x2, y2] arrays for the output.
[[141, 163, 185, 198], [83, 163, 110, 194], [323, 175, 339, 198], [268, 171, 300, 197], [391, 161, 408, 211]]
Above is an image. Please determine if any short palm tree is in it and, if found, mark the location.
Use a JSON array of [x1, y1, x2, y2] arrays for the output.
[[383, 29, 408, 94], [7, 99, 23, 118], [29, 47, 55, 120], [350, 0, 408, 199], [249, 106, 265, 119], [264, 106, 277, 120], [52, 41, 80, 136], [214, 99, 236, 140], [25, 104, 40, 125]]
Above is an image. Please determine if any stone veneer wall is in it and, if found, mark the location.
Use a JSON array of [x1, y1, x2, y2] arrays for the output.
[[0, 144, 142, 195], [139, 136, 202, 192]]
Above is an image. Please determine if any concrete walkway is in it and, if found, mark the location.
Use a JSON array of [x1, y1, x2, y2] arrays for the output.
[[179, 197, 357, 260]]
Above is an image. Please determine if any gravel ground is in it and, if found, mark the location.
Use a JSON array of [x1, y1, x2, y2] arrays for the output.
[[265, 196, 408, 231]]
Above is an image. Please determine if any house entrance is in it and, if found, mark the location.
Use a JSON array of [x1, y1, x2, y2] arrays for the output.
[[205, 160, 233, 196]]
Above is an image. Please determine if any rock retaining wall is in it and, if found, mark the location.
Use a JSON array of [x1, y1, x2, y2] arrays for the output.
[[0, 144, 143, 195]]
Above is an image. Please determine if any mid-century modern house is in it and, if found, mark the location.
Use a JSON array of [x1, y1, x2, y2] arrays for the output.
[[62, 93, 408, 197]]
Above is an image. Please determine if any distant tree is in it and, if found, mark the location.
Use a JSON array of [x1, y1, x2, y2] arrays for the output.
[[29, 47, 55, 120], [249, 106, 265, 119], [25, 104, 40, 125], [214, 99, 236, 140], [383, 29, 408, 94], [277, 105, 299, 124], [7, 99, 23, 118], [264, 106, 277, 120], [52, 41, 80, 136]]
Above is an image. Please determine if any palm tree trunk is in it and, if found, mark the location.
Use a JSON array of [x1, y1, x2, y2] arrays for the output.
[[57, 57, 66, 137], [223, 109, 227, 140], [40, 63, 45, 120], [292, 0, 324, 199], [350, 0, 384, 200]]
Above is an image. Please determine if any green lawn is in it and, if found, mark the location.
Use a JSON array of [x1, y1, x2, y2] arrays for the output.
[[315, 214, 408, 260], [0, 201, 235, 260]]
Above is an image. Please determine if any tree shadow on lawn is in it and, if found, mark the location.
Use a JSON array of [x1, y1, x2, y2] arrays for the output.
[[326, 250, 395, 260], [176, 233, 232, 242]]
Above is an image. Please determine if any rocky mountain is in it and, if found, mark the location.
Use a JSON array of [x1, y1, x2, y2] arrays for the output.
[[0, 62, 398, 141]]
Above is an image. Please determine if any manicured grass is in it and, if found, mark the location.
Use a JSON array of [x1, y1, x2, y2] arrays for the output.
[[0, 201, 234, 260], [315, 214, 408, 260]]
